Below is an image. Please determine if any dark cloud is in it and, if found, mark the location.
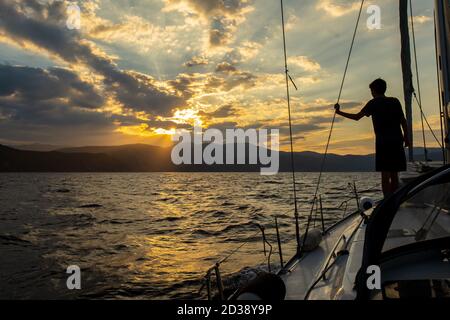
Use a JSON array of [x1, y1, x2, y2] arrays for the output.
[[105, 70, 183, 116], [202, 121, 311, 145], [0, 64, 111, 127], [0, 96, 112, 128], [0, 0, 184, 116], [240, 113, 342, 137], [167, 73, 202, 99], [183, 56, 209, 67], [205, 121, 239, 131], [0, 64, 104, 109], [222, 71, 256, 90], [216, 61, 237, 73], [289, 123, 322, 132], [279, 134, 306, 143], [199, 104, 239, 119], [198, 114, 330, 144]]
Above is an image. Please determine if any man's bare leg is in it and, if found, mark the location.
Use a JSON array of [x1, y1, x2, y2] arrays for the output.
[[390, 171, 399, 194], [381, 172, 390, 197]]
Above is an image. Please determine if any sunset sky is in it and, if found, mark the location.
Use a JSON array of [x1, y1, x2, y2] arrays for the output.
[[0, 0, 442, 154]]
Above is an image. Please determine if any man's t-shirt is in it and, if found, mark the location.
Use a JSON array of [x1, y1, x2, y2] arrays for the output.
[[361, 96, 405, 145]]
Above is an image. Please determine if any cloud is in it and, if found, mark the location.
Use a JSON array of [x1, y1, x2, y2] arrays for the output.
[[215, 61, 237, 73], [168, 70, 257, 99], [86, 14, 193, 55], [222, 70, 257, 90], [205, 121, 239, 131], [164, 0, 251, 16], [288, 56, 321, 72], [0, 63, 193, 143], [198, 104, 239, 119], [163, 0, 254, 48], [234, 112, 343, 138], [220, 41, 263, 66], [0, 0, 184, 116], [105, 70, 183, 116], [307, 115, 343, 125], [0, 64, 103, 109], [209, 16, 234, 47], [285, 14, 300, 31], [115, 119, 193, 138], [253, 121, 323, 135], [0, 0, 436, 154], [237, 41, 262, 61], [316, 0, 361, 17], [412, 15, 432, 24], [0, 64, 116, 143], [168, 73, 207, 99], [183, 56, 209, 67]]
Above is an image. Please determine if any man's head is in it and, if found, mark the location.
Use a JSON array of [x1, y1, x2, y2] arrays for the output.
[[369, 78, 387, 97]]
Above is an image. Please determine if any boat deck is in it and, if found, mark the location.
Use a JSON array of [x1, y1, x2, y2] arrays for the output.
[[281, 213, 364, 300], [281, 203, 450, 300], [384, 204, 450, 252]]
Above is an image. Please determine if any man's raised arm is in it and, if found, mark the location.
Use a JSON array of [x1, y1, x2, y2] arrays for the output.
[[334, 104, 365, 121]]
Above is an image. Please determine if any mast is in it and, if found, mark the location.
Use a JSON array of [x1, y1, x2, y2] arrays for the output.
[[435, 0, 450, 163], [400, 0, 415, 162], [280, 0, 301, 255]]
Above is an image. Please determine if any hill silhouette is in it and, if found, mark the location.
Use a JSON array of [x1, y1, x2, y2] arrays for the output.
[[0, 144, 443, 172]]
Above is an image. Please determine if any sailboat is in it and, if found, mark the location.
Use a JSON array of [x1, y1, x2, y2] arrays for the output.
[[399, 0, 449, 183], [239, 0, 450, 300], [199, 0, 450, 300]]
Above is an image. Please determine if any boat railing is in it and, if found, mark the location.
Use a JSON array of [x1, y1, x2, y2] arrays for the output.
[[198, 181, 381, 300], [312, 181, 377, 230], [197, 212, 346, 300], [198, 223, 278, 300]]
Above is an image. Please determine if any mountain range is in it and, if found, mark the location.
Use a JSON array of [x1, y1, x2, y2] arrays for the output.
[[0, 144, 444, 172]]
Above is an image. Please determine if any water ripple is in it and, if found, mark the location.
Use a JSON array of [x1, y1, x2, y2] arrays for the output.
[[0, 172, 381, 299]]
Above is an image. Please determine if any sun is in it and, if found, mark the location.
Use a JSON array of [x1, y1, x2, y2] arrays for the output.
[[153, 128, 177, 135]]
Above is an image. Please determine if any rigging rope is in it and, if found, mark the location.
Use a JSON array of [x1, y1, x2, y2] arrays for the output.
[[280, 0, 301, 254], [410, 1, 444, 154], [413, 93, 443, 148], [434, 13, 447, 163], [218, 229, 262, 265], [302, 0, 366, 251], [410, 0, 429, 162]]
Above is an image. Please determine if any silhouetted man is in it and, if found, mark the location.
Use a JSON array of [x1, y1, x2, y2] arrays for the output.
[[334, 78, 410, 197]]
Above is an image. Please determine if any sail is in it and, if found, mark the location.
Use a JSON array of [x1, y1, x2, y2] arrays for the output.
[[400, 0, 415, 161], [435, 0, 450, 160]]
